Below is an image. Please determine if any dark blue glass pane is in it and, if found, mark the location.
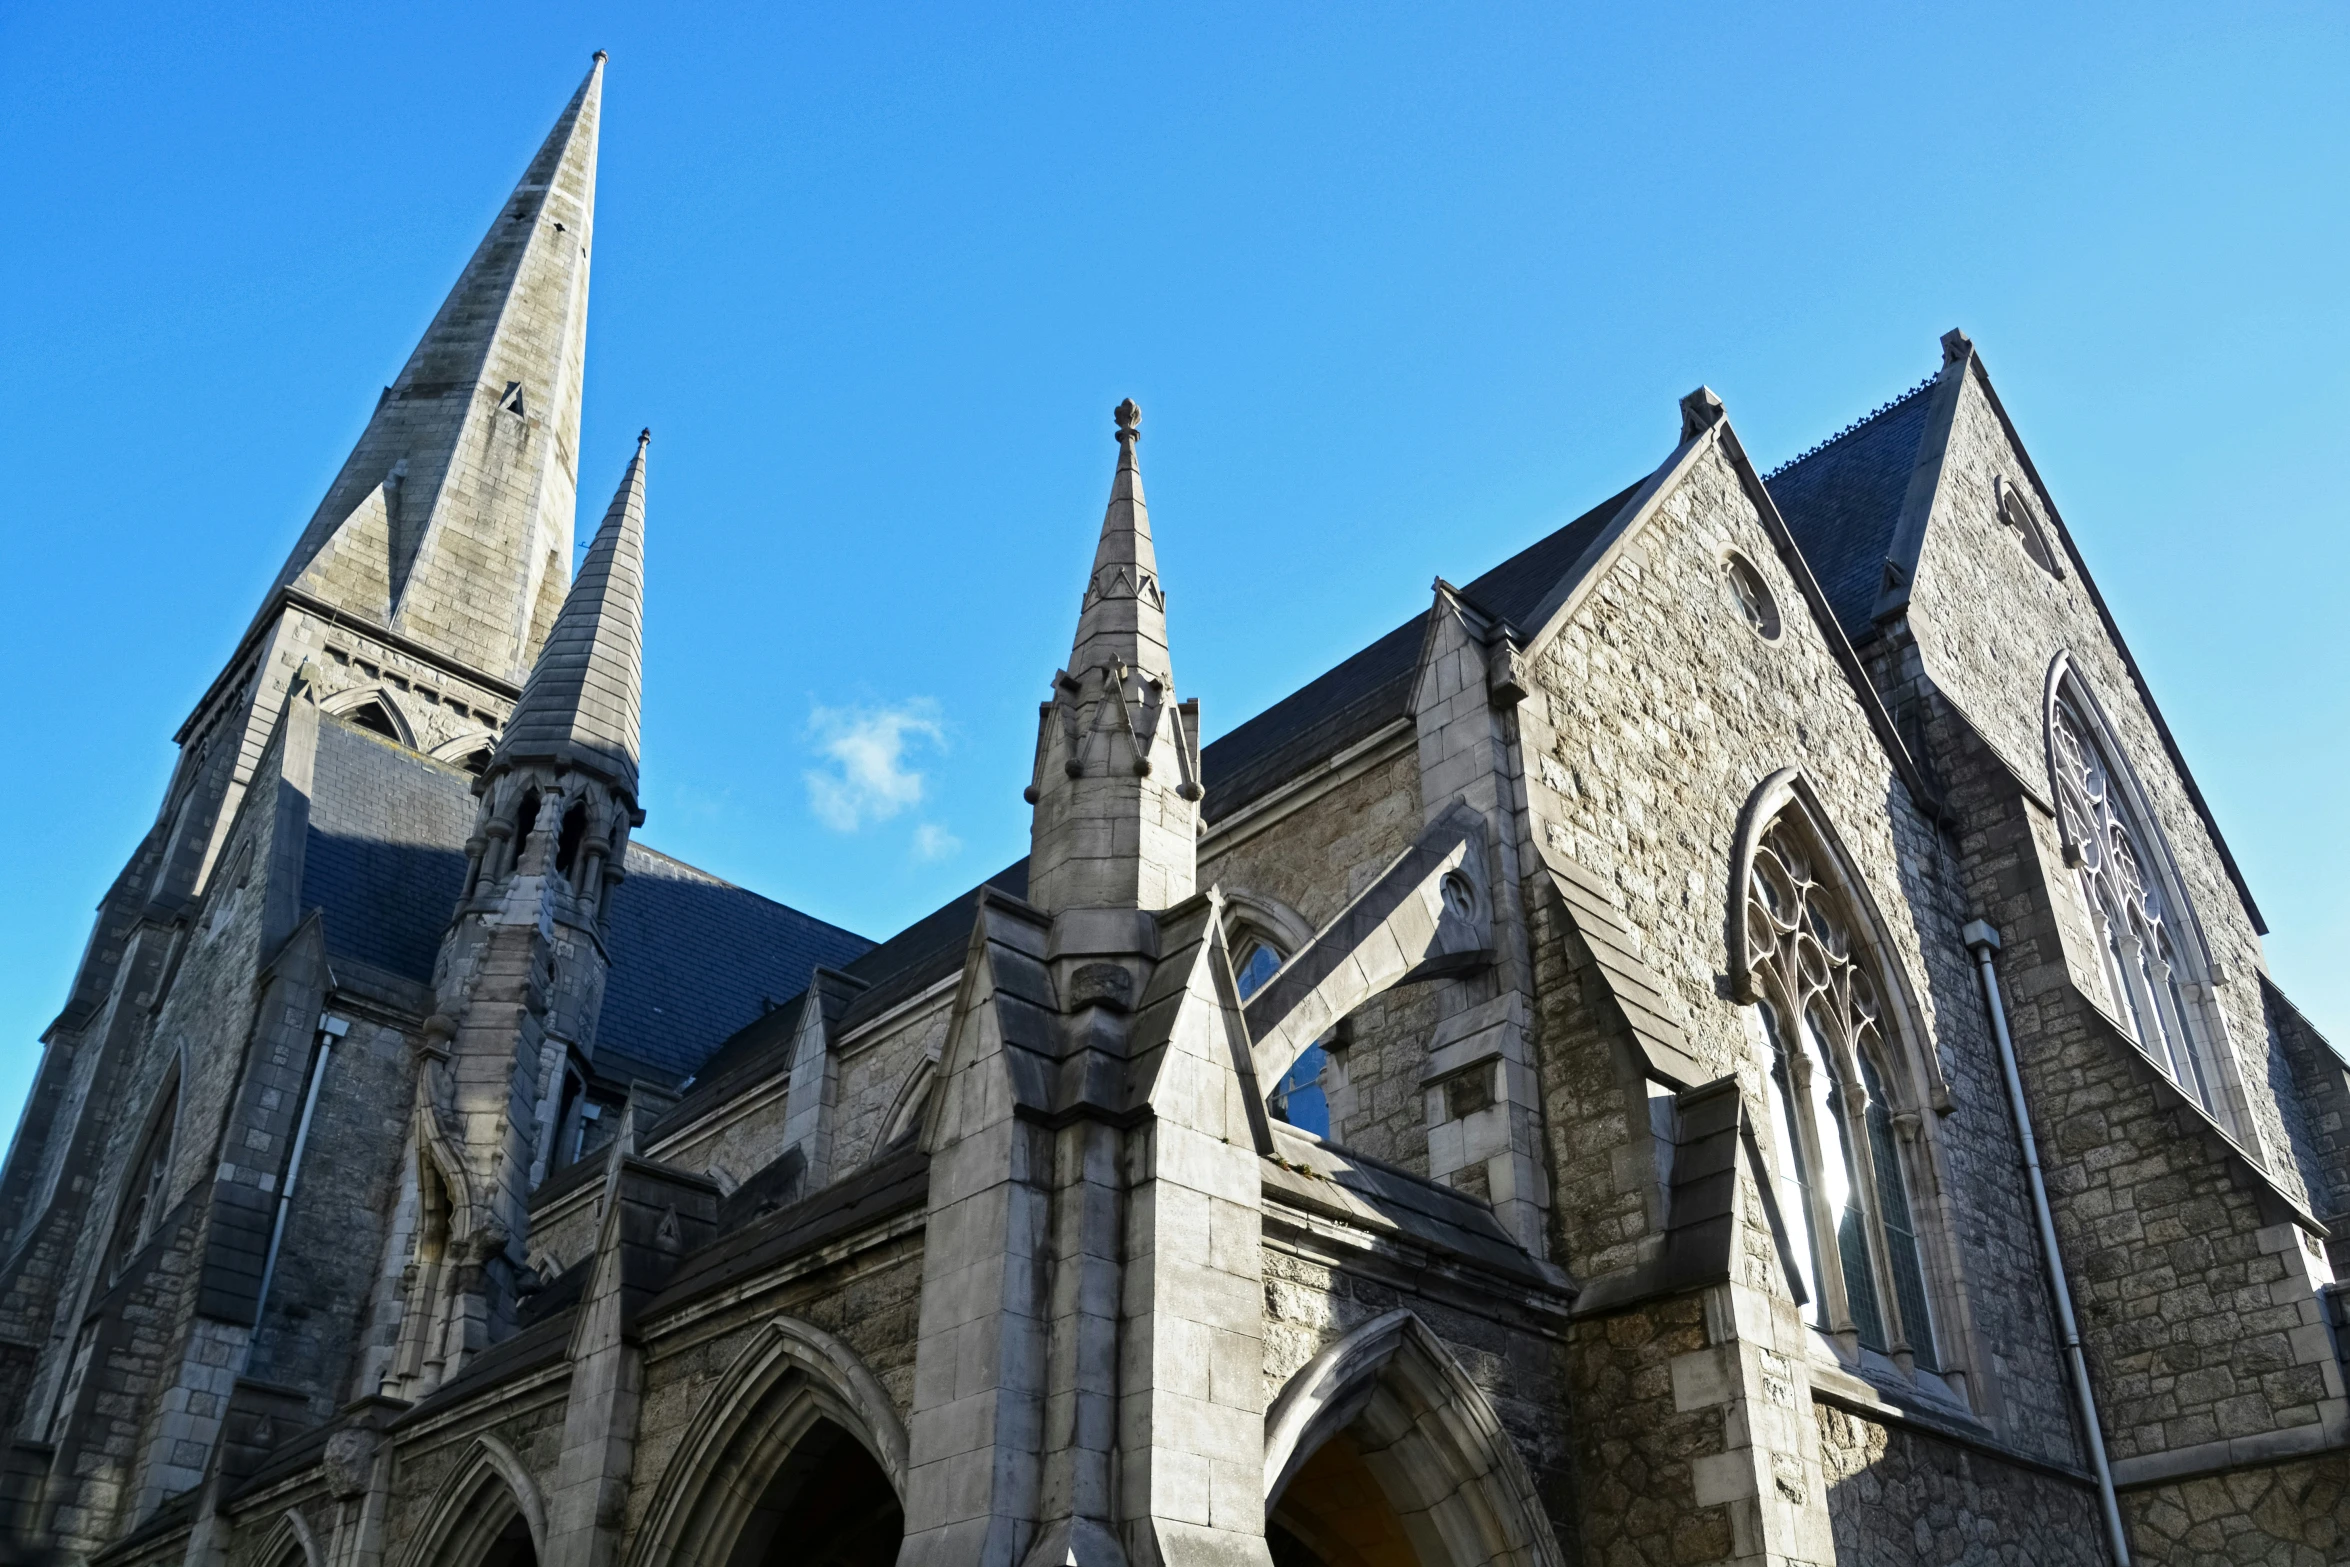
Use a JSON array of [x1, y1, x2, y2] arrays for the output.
[[1279, 1083, 1330, 1138], [1235, 943, 1282, 1001], [1271, 1044, 1330, 1137]]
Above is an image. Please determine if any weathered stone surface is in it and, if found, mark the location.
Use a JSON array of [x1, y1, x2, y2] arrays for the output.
[[6, 71, 2342, 1567]]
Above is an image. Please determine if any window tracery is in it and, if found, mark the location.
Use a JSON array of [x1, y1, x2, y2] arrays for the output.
[[1747, 818, 1937, 1369], [2050, 682, 2218, 1116]]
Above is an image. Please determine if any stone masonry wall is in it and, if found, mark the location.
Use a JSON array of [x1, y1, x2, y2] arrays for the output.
[[1904, 371, 2288, 1183], [2119, 1452, 2350, 1564], [1520, 435, 2079, 1461], [1813, 1403, 2102, 1566], [1526, 895, 1657, 1284], [2263, 984, 2350, 1248], [1916, 683, 2345, 1471], [1199, 738, 1445, 1170], [831, 999, 952, 1178], [1569, 1291, 1736, 1566], [245, 1010, 423, 1419]]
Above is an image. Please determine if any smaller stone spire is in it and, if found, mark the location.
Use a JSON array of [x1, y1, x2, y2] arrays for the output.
[[1025, 401, 1202, 914], [1068, 398, 1170, 683], [492, 432, 648, 799]]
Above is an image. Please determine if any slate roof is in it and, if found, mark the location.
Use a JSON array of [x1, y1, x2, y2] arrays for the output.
[[645, 862, 1028, 1141], [299, 711, 869, 1082], [1762, 376, 1938, 642], [1260, 1125, 1552, 1287], [1198, 479, 1643, 826], [303, 718, 476, 982], [599, 844, 869, 1082]]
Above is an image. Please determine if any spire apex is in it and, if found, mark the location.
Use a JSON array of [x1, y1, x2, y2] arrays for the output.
[[491, 437, 648, 799], [269, 58, 605, 684], [1068, 396, 1167, 682]]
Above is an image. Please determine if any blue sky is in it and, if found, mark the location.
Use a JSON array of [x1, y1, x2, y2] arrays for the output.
[[2, 4, 2344, 1125]]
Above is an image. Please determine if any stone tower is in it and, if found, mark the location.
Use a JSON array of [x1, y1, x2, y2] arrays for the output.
[[382, 432, 648, 1400], [182, 49, 603, 926], [0, 57, 614, 1521]]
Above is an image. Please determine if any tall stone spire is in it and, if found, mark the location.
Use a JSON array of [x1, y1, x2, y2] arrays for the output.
[[1024, 400, 1204, 914], [493, 430, 647, 800], [275, 53, 605, 684]]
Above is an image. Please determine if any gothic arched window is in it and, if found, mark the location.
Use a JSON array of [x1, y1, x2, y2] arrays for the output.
[[108, 1076, 180, 1281], [1233, 936, 1329, 1138], [1744, 808, 1938, 1370], [2048, 670, 2222, 1119]]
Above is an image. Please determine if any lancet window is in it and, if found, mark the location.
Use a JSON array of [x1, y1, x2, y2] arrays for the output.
[[108, 1078, 180, 1281], [1747, 815, 1937, 1369], [2049, 678, 2219, 1117]]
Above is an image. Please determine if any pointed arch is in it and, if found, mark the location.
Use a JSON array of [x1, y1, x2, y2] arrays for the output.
[[1728, 768, 1976, 1391], [432, 734, 500, 774], [253, 1504, 323, 1567], [625, 1316, 908, 1567], [1264, 1310, 1566, 1567], [875, 1057, 936, 1158], [1220, 888, 1318, 963], [402, 1433, 546, 1567], [105, 1053, 185, 1282], [1729, 768, 1949, 1113], [322, 687, 418, 748], [2041, 655, 2247, 1138]]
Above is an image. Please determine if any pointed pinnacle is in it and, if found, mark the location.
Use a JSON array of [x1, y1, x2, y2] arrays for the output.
[[493, 437, 648, 796], [1068, 398, 1169, 681]]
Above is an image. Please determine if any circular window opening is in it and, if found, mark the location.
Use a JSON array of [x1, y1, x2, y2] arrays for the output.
[[1725, 553, 1781, 640]]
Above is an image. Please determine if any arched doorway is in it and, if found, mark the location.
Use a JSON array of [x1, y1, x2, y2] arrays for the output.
[[1264, 1311, 1565, 1567], [628, 1317, 909, 1567], [721, 1417, 901, 1567], [473, 1512, 535, 1567], [405, 1438, 545, 1567], [1269, 1430, 1418, 1567]]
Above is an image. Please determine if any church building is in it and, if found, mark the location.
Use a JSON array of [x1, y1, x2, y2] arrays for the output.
[[4, 56, 2347, 1567]]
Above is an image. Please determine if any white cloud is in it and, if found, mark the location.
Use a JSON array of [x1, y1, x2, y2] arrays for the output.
[[911, 822, 961, 862], [804, 701, 944, 832]]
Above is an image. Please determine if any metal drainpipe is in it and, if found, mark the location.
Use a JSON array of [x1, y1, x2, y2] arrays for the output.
[[1963, 920, 2131, 1566], [253, 1012, 348, 1329]]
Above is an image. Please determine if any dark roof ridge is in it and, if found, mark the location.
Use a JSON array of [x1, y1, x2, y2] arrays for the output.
[[1763, 370, 1940, 482]]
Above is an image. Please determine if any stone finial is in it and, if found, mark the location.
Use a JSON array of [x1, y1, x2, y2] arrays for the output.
[[1679, 385, 1726, 442], [638, 427, 651, 447], [1941, 327, 1974, 367], [593, 49, 608, 62], [1114, 398, 1141, 444]]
